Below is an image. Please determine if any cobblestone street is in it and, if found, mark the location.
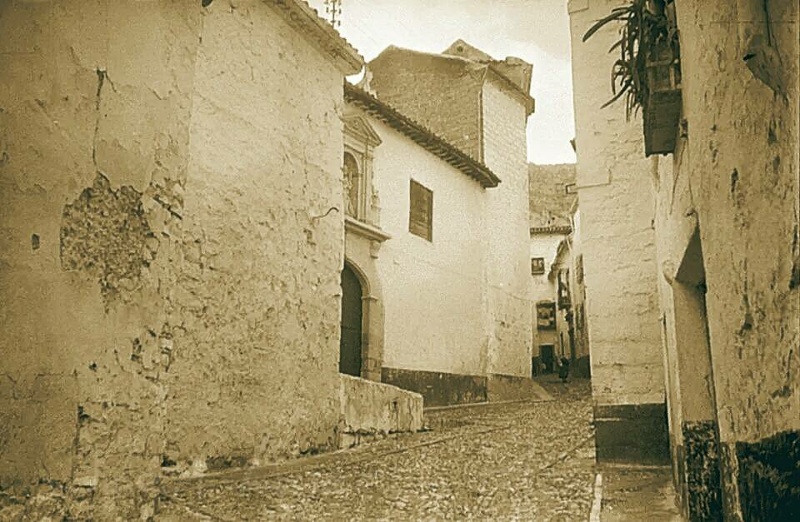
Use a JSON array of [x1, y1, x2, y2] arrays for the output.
[[157, 378, 595, 521]]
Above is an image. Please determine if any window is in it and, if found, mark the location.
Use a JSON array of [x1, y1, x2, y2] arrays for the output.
[[409, 180, 433, 241], [531, 257, 545, 275], [343, 152, 361, 219], [558, 269, 571, 308], [536, 301, 556, 330]]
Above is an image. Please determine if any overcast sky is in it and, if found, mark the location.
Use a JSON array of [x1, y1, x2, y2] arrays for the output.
[[308, 0, 576, 165]]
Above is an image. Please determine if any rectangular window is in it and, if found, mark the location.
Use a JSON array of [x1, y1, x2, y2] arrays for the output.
[[531, 257, 545, 275], [409, 179, 433, 241], [536, 301, 556, 330]]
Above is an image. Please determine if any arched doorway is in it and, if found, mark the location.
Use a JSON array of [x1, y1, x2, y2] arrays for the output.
[[340, 263, 363, 376]]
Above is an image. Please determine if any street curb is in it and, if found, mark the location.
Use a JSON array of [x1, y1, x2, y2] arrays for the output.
[[589, 473, 603, 522], [423, 397, 554, 413]]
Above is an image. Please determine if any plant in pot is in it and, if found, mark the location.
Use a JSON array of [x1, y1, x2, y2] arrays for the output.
[[583, 0, 682, 156]]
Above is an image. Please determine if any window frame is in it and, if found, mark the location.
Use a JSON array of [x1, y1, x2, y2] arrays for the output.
[[408, 179, 433, 242], [531, 257, 546, 275]]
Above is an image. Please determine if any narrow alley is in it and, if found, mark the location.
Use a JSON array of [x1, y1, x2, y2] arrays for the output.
[[1, 1, 796, 520], [158, 379, 596, 521]]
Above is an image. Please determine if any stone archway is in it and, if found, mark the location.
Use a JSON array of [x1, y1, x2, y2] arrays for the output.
[[339, 258, 384, 381]]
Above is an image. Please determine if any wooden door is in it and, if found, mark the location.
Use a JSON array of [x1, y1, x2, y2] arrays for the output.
[[339, 265, 363, 376]]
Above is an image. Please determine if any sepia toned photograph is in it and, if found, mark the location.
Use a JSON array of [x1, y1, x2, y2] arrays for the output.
[[0, 0, 797, 520]]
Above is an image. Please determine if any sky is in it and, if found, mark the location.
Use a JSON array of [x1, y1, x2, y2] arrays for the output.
[[307, 0, 577, 165]]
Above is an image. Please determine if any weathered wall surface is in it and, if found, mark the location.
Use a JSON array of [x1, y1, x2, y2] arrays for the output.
[[163, 1, 348, 470], [567, 0, 667, 463], [0, 0, 355, 518], [0, 2, 201, 517], [481, 78, 535, 378], [369, 49, 484, 160], [657, 1, 800, 519], [529, 163, 577, 227], [338, 374, 423, 448], [370, 117, 489, 378]]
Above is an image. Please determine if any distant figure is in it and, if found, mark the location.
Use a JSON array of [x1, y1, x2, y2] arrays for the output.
[[558, 357, 570, 383]]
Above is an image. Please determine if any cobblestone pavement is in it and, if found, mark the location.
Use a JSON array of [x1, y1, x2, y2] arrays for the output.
[[157, 377, 595, 521]]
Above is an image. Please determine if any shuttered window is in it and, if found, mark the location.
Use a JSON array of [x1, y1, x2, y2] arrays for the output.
[[409, 179, 433, 241]]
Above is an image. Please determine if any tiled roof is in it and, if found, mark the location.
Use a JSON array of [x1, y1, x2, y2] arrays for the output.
[[344, 83, 501, 189]]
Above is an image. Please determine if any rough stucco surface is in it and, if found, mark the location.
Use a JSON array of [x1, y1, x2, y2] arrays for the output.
[[338, 374, 423, 448], [368, 49, 484, 161], [656, 1, 799, 518], [0, 1, 350, 518], [481, 79, 535, 378], [528, 163, 577, 228], [163, 0, 346, 470], [568, 0, 664, 408]]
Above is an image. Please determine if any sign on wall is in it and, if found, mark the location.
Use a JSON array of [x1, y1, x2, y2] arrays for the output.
[[536, 301, 556, 330]]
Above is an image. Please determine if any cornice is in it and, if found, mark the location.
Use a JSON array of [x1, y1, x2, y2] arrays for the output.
[[266, 0, 363, 75], [345, 216, 392, 242]]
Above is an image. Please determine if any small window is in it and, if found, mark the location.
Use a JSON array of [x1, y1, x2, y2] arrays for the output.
[[536, 301, 556, 330], [531, 257, 545, 275], [409, 180, 433, 241]]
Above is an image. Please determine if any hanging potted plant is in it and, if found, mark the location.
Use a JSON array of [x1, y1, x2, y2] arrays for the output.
[[583, 0, 682, 156]]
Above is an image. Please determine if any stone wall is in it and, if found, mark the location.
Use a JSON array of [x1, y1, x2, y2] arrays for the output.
[[567, 0, 667, 463], [528, 163, 577, 227], [338, 375, 423, 448], [368, 48, 484, 160], [655, 1, 799, 519], [0, 0, 359, 517]]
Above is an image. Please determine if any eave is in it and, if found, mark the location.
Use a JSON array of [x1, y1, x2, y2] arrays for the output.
[[266, 0, 363, 75], [344, 84, 501, 189], [530, 225, 573, 236]]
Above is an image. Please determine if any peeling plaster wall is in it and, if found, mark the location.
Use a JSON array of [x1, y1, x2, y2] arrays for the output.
[[163, 0, 347, 470], [568, 0, 667, 463], [0, 1, 200, 518], [0, 0, 350, 518], [658, 1, 800, 519]]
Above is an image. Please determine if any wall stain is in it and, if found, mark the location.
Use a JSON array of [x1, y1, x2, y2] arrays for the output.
[[736, 430, 800, 522], [682, 420, 723, 521], [60, 173, 157, 308]]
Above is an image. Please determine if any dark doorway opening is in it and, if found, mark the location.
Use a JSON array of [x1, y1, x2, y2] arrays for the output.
[[340, 263, 363, 376], [540, 344, 556, 373]]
